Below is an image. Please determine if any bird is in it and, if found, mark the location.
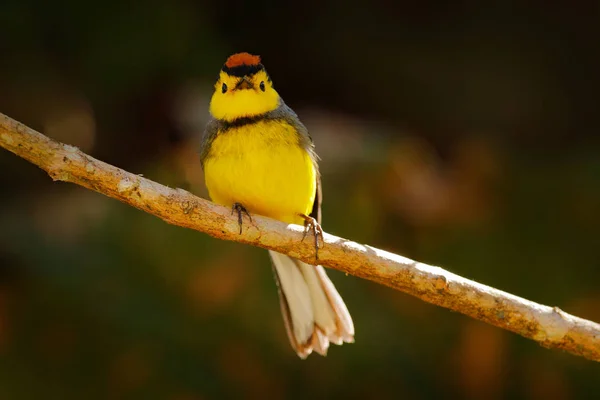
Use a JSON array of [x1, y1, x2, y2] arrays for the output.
[[200, 52, 354, 358]]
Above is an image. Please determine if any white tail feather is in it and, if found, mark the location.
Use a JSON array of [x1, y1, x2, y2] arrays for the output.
[[269, 252, 314, 345], [269, 250, 354, 358]]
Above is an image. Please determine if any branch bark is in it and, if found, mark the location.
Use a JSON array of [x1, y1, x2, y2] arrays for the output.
[[1, 111, 599, 362]]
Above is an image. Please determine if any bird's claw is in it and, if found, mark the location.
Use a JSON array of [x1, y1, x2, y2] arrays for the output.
[[232, 202, 252, 234], [298, 214, 324, 260]]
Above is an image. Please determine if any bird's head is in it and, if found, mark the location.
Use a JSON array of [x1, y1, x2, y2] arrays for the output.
[[209, 53, 280, 121]]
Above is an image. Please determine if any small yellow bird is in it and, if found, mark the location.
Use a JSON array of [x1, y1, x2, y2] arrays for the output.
[[200, 53, 354, 358]]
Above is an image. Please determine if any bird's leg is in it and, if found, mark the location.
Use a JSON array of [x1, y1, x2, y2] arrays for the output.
[[232, 202, 252, 234], [298, 213, 324, 260]]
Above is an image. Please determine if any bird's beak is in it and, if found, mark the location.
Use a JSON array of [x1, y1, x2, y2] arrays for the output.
[[235, 76, 254, 90]]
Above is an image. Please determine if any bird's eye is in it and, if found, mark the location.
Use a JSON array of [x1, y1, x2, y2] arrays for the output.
[[260, 81, 265, 92], [221, 83, 228, 93]]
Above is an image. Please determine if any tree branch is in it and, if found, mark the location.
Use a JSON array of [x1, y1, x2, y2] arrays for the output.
[[1, 111, 599, 362]]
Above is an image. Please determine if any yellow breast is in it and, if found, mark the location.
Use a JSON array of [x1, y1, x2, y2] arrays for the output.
[[203, 119, 317, 225]]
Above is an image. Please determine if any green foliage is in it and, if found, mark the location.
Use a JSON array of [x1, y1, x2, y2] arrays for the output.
[[1, 1, 600, 398]]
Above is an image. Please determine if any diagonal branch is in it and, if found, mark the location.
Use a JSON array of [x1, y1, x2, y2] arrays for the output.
[[1, 111, 599, 362]]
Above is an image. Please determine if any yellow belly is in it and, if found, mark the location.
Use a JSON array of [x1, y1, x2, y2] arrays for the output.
[[204, 119, 317, 225]]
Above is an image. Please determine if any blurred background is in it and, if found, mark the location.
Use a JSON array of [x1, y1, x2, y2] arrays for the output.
[[1, 1, 599, 399]]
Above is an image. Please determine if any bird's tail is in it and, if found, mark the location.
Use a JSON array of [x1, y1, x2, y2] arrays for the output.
[[269, 251, 354, 358]]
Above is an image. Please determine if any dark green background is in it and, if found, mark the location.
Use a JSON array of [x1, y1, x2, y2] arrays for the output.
[[1, 1, 599, 399]]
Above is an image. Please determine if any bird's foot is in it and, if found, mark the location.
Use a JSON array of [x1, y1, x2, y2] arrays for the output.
[[232, 202, 252, 234], [298, 213, 324, 260]]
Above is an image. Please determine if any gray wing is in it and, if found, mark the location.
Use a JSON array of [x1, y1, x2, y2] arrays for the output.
[[199, 118, 220, 168], [271, 103, 322, 223], [310, 177, 322, 224]]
